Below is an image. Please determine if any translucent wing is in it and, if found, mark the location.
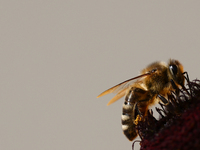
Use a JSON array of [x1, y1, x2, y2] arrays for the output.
[[97, 72, 151, 105]]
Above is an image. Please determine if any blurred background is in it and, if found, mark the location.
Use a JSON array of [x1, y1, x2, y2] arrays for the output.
[[1, 1, 200, 150]]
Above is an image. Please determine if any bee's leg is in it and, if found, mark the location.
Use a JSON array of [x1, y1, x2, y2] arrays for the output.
[[157, 94, 169, 105], [182, 72, 193, 97], [183, 71, 190, 83], [133, 99, 150, 126], [170, 79, 180, 95], [135, 99, 148, 117], [134, 102, 141, 117], [157, 94, 178, 114]]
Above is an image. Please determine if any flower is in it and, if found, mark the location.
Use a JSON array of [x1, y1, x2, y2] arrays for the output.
[[134, 76, 200, 150]]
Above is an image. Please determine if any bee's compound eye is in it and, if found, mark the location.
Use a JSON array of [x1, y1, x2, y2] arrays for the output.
[[169, 65, 178, 76]]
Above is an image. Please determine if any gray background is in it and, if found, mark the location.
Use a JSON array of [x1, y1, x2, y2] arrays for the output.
[[1, 1, 200, 150]]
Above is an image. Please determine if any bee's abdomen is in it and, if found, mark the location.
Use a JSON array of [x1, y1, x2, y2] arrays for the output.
[[121, 102, 137, 141], [121, 89, 137, 141], [121, 87, 149, 141]]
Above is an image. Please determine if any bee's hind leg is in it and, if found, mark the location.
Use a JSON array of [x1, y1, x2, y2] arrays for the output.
[[134, 99, 150, 125], [134, 100, 146, 117], [134, 99, 150, 121]]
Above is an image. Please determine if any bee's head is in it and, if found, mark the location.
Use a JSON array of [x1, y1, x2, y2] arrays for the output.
[[168, 59, 185, 86]]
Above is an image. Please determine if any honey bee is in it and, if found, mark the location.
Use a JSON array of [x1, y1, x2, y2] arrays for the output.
[[97, 59, 185, 141]]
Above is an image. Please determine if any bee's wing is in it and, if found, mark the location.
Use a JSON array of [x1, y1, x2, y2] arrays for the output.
[[97, 73, 151, 106]]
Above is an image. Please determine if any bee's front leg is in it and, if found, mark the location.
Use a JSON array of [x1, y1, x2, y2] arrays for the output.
[[157, 94, 169, 105]]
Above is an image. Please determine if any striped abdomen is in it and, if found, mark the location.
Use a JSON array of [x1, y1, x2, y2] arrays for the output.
[[121, 87, 149, 141]]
